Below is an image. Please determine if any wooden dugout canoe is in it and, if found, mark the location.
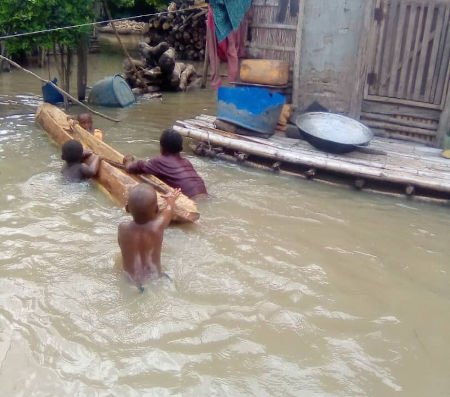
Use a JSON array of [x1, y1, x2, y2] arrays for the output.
[[35, 103, 199, 223]]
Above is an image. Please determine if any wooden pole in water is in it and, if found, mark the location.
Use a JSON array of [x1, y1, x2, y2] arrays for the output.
[[292, 0, 305, 108], [0, 54, 120, 122], [201, 22, 209, 89], [102, 0, 140, 79]]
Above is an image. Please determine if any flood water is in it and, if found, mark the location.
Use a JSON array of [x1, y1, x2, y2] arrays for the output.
[[1, 53, 450, 396]]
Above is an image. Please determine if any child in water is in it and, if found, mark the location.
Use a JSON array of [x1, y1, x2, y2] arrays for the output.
[[118, 184, 181, 290], [77, 113, 104, 140], [61, 139, 101, 182], [123, 128, 207, 200]]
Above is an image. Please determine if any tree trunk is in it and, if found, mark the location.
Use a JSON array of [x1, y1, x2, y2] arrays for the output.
[[77, 35, 89, 101], [0, 41, 10, 72]]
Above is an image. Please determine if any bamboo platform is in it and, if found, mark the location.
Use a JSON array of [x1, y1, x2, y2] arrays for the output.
[[175, 115, 450, 204]]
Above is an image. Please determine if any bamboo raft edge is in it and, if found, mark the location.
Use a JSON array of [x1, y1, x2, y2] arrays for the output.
[[175, 115, 450, 204]]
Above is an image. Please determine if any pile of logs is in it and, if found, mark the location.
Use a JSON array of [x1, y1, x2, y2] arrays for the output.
[[146, 1, 207, 61], [98, 20, 148, 34], [124, 41, 198, 94]]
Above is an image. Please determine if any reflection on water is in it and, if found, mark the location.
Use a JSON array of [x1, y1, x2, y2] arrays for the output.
[[1, 54, 450, 396]]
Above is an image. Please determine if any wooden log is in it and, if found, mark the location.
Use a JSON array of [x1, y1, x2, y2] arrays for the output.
[[354, 178, 366, 190], [36, 103, 199, 223], [159, 48, 176, 75], [123, 58, 145, 71], [179, 64, 196, 91], [167, 61, 185, 89], [142, 66, 162, 80]]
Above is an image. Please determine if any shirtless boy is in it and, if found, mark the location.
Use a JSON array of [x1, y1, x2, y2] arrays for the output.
[[123, 128, 207, 200], [61, 139, 101, 182], [118, 183, 181, 290], [77, 113, 104, 140]]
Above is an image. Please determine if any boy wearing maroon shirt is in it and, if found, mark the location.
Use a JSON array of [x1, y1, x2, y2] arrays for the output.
[[124, 129, 207, 200]]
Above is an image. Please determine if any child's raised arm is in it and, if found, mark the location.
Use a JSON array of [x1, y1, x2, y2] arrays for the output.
[[158, 188, 181, 230], [81, 153, 101, 178]]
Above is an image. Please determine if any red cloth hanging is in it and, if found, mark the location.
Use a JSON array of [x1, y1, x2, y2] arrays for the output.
[[206, 6, 248, 89]]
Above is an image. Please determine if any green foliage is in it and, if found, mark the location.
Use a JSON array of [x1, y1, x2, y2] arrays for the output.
[[0, 0, 95, 55], [145, 0, 168, 9], [0, 0, 168, 56]]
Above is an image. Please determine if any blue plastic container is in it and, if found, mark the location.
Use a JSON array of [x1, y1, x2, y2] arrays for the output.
[[42, 78, 64, 104], [88, 74, 135, 107], [217, 86, 286, 135]]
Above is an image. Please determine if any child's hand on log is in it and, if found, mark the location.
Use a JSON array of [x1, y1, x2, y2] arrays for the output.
[[123, 154, 136, 165], [162, 188, 181, 207]]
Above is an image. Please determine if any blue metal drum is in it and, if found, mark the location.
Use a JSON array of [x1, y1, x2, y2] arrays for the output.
[[217, 86, 286, 135], [42, 78, 64, 104], [88, 74, 135, 107]]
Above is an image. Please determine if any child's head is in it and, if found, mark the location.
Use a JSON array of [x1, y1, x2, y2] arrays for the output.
[[77, 113, 93, 132], [127, 184, 158, 224], [160, 128, 183, 154], [61, 139, 84, 163]]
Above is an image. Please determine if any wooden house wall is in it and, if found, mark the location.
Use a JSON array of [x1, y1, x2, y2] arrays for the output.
[[247, 0, 299, 66], [245, 0, 450, 147]]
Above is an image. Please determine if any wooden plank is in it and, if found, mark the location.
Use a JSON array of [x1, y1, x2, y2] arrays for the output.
[[378, 0, 399, 96], [370, 128, 435, 144], [363, 120, 437, 137], [364, 93, 443, 109], [424, 6, 448, 101], [388, 1, 408, 97], [252, 0, 280, 6], [436, 78, 450, 146], [361, 112, 437, 130], [250, 23, 297, 30], [433, 21, 450, 104], [350, 0, 374, 118], [429, 7, 450, 101], [364, 0, 380, 99], [292, 0, 305, 108], [398, 5, 419, 97], [246, 42, 295, 52], [413, 4, 435, 100], [384, 10, 440, 96], [406, 5, 426, 97], [361, 100, 441, 119], [370, 0, 388, 96]]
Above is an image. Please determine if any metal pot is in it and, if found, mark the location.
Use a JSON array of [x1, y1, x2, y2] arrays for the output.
[[295, 112, 373, 154]]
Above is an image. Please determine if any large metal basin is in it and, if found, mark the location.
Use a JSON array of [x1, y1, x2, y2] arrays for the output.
[[296, 112, 373, 153]]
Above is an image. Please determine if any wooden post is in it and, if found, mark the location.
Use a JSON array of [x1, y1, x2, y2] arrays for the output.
[[0, 41, 10, 72], [349, 0, 375, 119], [201, 36, 209, 89], [292, 0, 305, 109], [102, 0, 140, 79], [77, 35, 89, 101], [437, 84, 450, 148]]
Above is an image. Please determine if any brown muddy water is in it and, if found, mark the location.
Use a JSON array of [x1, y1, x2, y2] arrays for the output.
[[0, 53, 449, 396]]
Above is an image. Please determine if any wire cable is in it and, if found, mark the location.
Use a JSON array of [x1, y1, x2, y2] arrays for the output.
[[0, 6, 202, 40]]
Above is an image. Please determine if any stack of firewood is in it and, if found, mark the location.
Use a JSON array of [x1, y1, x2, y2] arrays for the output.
[[146, 1, 207, 61], [98, 20, 148, 34], [123, 41, 198, 94]]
